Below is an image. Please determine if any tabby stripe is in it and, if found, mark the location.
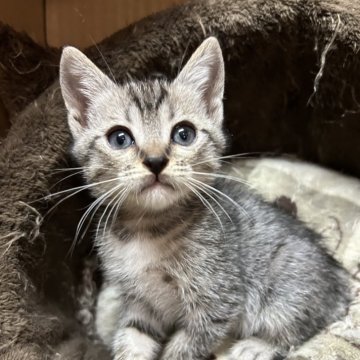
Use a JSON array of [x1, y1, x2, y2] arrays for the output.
[[201, 129, 222, 152], [129, 88, 144, 115], [88, 135, 101, 151], [272, 353, 286, 360], [155, 86, 168, 111]]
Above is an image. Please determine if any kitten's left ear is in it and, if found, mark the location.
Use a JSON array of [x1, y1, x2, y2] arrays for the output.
[[59, 46, 114, 135], [175, 37, 224, 123]]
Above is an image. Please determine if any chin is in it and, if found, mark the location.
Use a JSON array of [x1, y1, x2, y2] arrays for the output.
[[140, 184, 180, 211]]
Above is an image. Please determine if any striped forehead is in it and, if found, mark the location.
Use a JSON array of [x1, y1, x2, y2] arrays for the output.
[[126, 80, 170, 123], [123, 80, 174, 150]]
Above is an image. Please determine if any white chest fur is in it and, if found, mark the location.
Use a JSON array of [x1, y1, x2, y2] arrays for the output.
[[99, 231, 183, 325]]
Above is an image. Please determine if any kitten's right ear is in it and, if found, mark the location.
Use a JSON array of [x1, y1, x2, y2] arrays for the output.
[[59, 46, 113, 135]]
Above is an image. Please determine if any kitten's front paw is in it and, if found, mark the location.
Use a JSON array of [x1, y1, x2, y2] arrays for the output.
[[113, 328, 160, 360], [160, 330, 202, 360], [220, 337, 285, 360]]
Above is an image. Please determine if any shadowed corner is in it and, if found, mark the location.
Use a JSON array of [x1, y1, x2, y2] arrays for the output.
[[0, 22, 60, 116]]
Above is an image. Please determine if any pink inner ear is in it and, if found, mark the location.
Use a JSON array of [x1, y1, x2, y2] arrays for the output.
[[60, 63, 91, 127], [60, 46, 115, 129], [174, 38, 224, 119]]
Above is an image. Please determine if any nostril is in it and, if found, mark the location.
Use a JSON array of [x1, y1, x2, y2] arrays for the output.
[[143, 156, 169, 175]]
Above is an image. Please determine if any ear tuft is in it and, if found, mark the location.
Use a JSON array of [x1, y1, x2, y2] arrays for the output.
[[59, 46, 113, 130], [175, 37, 224, 122]]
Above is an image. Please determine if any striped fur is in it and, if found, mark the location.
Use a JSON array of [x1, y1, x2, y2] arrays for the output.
[[60, 38, 351, 360]]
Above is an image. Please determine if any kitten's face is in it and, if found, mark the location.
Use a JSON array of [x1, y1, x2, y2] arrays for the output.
[[60, 38, 225, 212]]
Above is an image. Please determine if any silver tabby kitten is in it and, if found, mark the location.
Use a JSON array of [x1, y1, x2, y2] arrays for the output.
[[59, 38, 351, 360]]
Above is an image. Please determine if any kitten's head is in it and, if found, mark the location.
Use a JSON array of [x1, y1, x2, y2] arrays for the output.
[[60, 37, 226, 212]]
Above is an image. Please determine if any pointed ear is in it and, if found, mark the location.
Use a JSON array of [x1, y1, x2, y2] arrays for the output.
[[175, 37, 224, 122], [59, 46, 113, 134]]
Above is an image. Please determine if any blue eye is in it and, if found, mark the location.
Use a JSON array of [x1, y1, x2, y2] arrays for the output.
[[172, 123, 196, 146], [107, 128, 134, 149]]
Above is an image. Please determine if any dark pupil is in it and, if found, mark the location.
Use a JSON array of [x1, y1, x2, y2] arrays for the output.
[[117, 133, 126, 145], [179, 128, 188, 141]]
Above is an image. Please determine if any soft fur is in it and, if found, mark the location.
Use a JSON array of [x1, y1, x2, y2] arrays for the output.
[[59, 38, 351, 360], [1, 1, 360, 359]]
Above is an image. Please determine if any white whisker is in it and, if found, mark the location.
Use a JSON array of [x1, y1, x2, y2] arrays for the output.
[[188, 180, 233, 223], [190, 177, 252, 223], [51, 169, 84, 188], [41, 177, 122, 218], [183, 182, 224, 231], [191, 171, 253, 188], [111, 187, 130, 229], [51, 167, 84, 173], [75, 186, 120, 241], [102, 188, 128, 236], [40, 176, 121, 201], [191, 152, 262, 167], [68, 185, 123, 256], [96, 186, 127, 239]]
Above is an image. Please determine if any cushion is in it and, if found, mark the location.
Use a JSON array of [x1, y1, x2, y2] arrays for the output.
[[1, 0, 360, 358]]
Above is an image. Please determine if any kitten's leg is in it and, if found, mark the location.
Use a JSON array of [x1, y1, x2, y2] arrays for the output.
[[112, 302, 165, 360], [96, 285, 164, 360], [96, 283, 123, 346], [159, 313, 231, 360], [113, 327, 161, 360], [221, 337, 285, 360]]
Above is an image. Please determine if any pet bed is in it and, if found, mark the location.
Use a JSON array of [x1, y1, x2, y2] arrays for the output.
[[0, 0, 359, 359]]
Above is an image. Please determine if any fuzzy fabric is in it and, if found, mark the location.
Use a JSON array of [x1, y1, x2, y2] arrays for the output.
[[1, 0, 360, 358]]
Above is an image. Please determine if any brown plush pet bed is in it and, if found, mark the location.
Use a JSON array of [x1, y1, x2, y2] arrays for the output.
[[0, 0, 360, 359]]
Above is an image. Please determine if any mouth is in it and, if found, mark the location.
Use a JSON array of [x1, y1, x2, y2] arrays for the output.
[[140, 177, 175, 193]]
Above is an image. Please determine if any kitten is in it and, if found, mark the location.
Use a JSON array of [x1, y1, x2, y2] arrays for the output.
[[59, 38, 351, 360]]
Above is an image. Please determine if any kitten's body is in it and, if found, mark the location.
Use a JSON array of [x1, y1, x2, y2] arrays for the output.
[[96, 178, 349, 359], [59, 38, 351, 360]]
